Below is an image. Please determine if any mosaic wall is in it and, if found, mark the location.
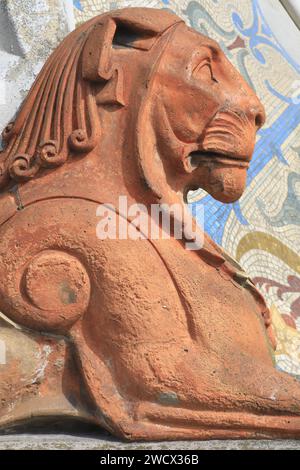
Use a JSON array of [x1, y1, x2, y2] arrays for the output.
[[72, 1, 300, 376]]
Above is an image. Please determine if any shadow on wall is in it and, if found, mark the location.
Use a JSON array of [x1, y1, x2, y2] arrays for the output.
[[0, 1, 23, 57]]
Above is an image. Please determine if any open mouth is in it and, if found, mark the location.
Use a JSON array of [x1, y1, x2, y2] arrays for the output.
[[187, 151, 250, 170]]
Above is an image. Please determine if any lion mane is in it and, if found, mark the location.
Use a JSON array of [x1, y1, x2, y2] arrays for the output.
[[0, 8, 182, 191]]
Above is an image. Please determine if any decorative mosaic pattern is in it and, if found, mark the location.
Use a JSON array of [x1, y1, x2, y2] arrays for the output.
[[73, 0, 300, 377]]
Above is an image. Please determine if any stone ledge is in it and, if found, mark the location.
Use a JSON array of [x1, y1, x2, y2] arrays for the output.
[[0, 434, 299, 450]]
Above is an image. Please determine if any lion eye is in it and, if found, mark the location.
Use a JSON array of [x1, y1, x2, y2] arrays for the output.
[[193, 61, 217, 84]]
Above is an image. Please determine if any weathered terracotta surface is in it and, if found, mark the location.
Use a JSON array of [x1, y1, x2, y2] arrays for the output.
[[0, 8, 300, 440]]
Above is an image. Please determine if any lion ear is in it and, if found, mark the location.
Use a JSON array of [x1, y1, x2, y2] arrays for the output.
[[82, 14, 161, 83], [81, 12, 174, 105], [82, 17, 116, 82], [81, 16, 157, 107]]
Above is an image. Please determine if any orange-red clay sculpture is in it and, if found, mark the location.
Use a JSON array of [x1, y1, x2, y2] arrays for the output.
[[0, 8, 300, 440]]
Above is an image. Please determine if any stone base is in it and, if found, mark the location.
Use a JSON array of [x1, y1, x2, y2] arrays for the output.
[[0, 434, 299, 450]]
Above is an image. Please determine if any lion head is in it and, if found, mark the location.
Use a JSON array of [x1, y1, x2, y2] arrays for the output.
[[137, 21, 266, 205], [0, 7, 265, 207]]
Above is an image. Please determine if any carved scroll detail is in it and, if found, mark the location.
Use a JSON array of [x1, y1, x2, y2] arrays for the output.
[[0, 18, 103, 189], [9, 154, 39, 181]]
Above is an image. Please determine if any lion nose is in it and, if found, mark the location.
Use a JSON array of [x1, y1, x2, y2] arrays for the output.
[[247, 96, 266, 130]]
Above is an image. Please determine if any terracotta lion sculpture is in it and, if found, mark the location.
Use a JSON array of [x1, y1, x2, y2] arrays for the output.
[[0, 8, 300, 440]]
